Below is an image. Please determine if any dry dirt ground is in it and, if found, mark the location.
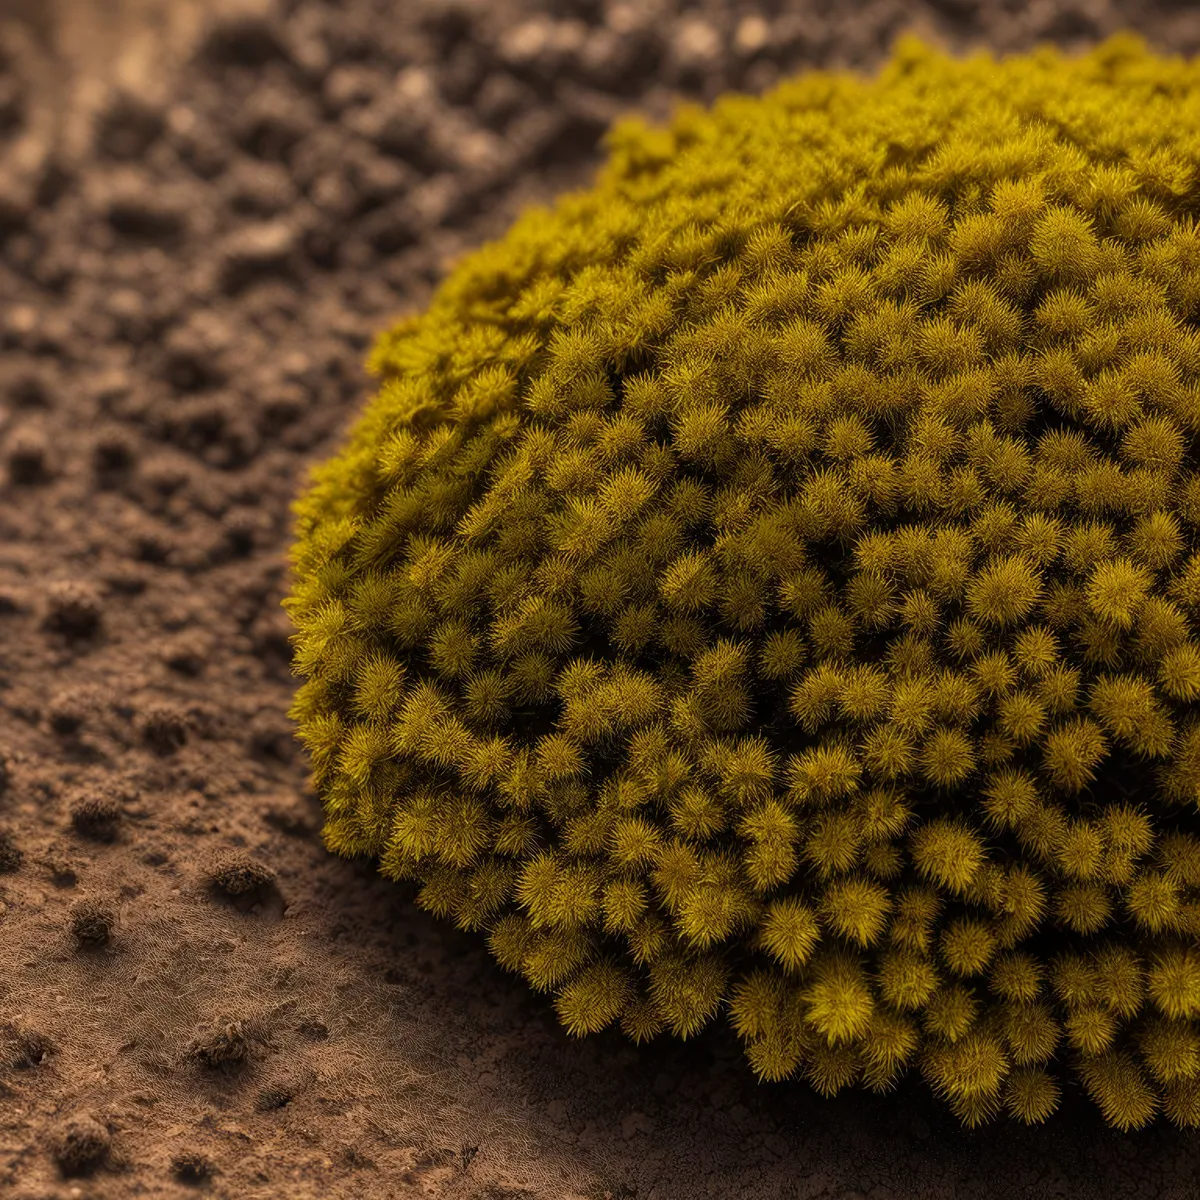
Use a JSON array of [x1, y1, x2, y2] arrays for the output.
[[3, 0, 1200, 1197]]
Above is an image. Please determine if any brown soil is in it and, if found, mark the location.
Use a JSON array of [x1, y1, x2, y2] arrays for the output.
[[1, 1, 1199, 1197]]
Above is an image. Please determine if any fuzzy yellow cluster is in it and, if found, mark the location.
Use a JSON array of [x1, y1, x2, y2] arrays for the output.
[[284, 32, 1200, 1130]]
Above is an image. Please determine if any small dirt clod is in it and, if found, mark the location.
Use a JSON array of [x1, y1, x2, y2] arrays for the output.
[[206, 851, 276, 896], [185, 1018, 257, 1070], [171, 1148, 214, 1182], [50, 1114, 111, 1177], [69, 897, 117, 946]]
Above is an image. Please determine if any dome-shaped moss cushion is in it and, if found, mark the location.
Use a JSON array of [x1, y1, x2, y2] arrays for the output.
[[284, 32, 1200, 1130]]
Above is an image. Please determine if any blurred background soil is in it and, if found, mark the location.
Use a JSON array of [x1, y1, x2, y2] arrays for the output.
[[2, 0, 1200, 1197]]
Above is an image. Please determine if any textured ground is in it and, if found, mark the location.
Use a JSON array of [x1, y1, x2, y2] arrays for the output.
[[3, 0, 1200, 1196]]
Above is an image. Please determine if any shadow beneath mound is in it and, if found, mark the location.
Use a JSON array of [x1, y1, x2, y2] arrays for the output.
[[314, 851, 1196, 1200], [204, 878, 286, 921]]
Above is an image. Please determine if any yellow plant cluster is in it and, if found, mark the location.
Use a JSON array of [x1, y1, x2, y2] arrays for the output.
[[284, 32, 1200, 1129]]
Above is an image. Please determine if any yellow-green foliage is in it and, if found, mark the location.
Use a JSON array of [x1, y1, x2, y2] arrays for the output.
[[284, 31, 1200, 1130]]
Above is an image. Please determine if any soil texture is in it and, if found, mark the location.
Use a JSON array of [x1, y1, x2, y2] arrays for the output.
[[2, 0, 1200, 1196]]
